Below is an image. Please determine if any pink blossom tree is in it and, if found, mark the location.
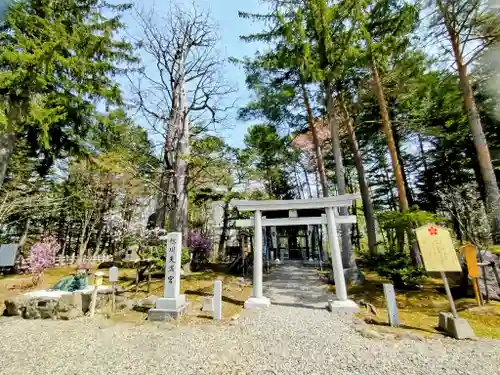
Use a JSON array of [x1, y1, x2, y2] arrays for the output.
[[28, 236, 61, 286]]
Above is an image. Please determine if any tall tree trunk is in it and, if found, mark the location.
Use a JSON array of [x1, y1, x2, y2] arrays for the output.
[[393, 126, 414, 207], [217, 199, 231, 259], [0, 132, 16, 188], [325, 89, 355, 271], [167, 50, 190, 247], [438, 2, 500, 242], [301, 83, 329, 196], [371, 61, 408, 212], [294, 164, 304, 199], [370, 59, 422, 265], [301, 162, 314, 198], [340, 97, 378, 254]]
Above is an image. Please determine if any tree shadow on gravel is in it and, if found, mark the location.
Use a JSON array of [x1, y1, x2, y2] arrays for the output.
[[271, 301, 327, 310]]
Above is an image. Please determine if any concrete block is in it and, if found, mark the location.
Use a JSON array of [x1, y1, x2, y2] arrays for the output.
[[244, 296, 271, 309], [327, 299, 360, 313], [448, 317, 475, 340], [148, 304, 189, 321], [439, 312, 452, 331], [437, 312, 475, 339]]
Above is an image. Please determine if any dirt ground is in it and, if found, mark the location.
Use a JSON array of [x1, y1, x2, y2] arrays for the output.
[[335, 271, 500, 339]]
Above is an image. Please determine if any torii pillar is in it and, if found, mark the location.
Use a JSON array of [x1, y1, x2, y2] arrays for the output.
[[243, 209, 271, 309]]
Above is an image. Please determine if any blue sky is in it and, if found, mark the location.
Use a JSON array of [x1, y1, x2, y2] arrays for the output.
[[124, 0, 270, 149]]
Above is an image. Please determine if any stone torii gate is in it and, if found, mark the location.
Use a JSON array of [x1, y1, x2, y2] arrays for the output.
[[232, 194, 360, 312]]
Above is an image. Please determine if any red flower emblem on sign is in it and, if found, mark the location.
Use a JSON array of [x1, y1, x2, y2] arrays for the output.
[[428, 226, 438, 236]]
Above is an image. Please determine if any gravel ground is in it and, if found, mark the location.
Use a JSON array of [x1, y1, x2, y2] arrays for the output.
[[1, 264, 500, 375]]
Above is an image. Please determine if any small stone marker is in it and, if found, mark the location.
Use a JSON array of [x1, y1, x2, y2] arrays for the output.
[[383, 284, 400, 327], [202, 296, 214, 312], [416, 225, 475, 339], [109, 266, 119, 312], [109, 266, 119, 283], [213, 280, 222, 321], [148, 232, 188, 321]]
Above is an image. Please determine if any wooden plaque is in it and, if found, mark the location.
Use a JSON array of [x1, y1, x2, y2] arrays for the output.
[[415, 225, 462, 272], [461, 244, 480, 278]]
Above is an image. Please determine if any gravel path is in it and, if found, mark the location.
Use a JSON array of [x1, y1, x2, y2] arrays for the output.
[[1, 264, 500, 375]]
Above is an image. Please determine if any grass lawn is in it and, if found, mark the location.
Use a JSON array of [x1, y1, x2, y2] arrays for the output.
[[0, 265, 252, 325], [332, 270, 500, 339]]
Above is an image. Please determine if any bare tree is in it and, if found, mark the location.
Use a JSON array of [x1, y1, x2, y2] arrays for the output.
[[131, 2, 234, 245]]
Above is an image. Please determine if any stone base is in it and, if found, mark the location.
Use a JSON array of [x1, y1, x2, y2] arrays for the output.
[[438, 312, 475, 339], [148, 295, 188, 321], [244, 296, 271, 309], [327, 299, 360, 313], [155, 295, 186, 310]]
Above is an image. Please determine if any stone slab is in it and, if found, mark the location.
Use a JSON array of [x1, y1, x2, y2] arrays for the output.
[[327, 299, 360, 313], [148, 304, 188, 321], [244, 296, 271, 309]]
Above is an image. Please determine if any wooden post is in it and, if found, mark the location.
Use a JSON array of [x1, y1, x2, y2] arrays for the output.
[[112, 282, 116, 312], [89, 285, 99, 317], [462, 244, 482, 306], [477, 250, 490, 303], [440, 271, 458, 318], [490, 262, 500, 291], [135, 262, 139, 295], [472, 277, 481, 306], [147, 263, 152, 295]]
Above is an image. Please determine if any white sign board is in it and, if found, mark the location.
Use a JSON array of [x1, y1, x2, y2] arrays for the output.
[[109, 266, 119, 283], [0, 244, 18, 267], [164, 232, 182, 298], [383, 284, 400, 327]]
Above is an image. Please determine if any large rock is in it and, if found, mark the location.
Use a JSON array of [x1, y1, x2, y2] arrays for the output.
[[477, 251, 500, 301], [22, 302, 42, 319], [59, 308, 83, 320], [56, 293, 84, 319], [3, 296, 29, 316]]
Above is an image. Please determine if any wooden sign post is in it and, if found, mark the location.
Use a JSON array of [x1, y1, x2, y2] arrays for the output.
[[415, 225, 462, 318], [416, 224, 475, 339], [460, 244, 482, 306]]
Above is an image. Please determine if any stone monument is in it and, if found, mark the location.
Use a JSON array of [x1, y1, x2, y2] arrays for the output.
[[148, 232, 188, 321]]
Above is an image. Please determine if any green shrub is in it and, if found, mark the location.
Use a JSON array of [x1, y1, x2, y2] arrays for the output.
[[363, 251, 425, 289], [181, 247, 190, 266]]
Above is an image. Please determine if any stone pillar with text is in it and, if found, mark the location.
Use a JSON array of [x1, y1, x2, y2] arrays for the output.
[[148, 232, 188, 320]]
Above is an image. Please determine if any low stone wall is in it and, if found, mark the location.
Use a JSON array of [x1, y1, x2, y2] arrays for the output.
[[3, 286, 135, 320]]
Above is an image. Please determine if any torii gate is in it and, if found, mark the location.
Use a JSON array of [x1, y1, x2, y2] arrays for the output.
[[232, 194, 360, 312]]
